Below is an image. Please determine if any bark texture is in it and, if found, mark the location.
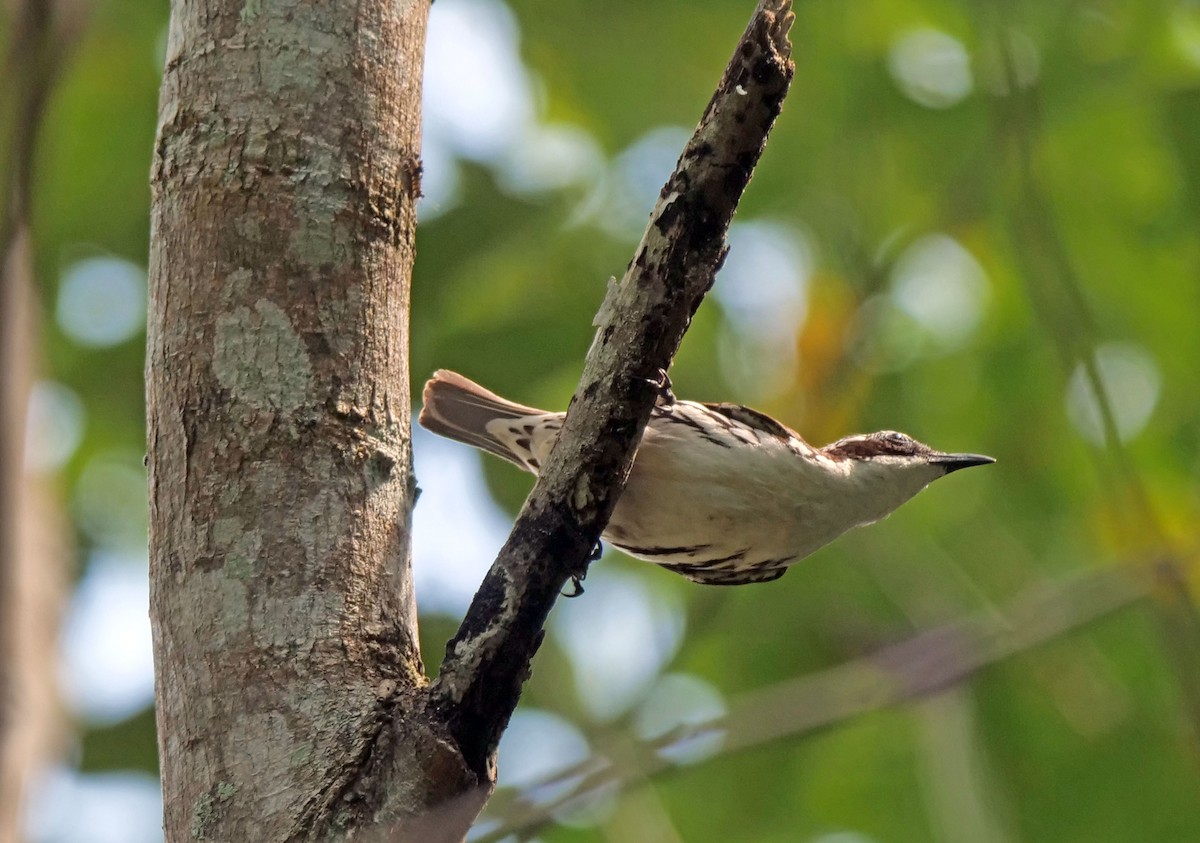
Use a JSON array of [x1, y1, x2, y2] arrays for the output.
[[147, 1, 476, 839], [433, 0, 795, 781]]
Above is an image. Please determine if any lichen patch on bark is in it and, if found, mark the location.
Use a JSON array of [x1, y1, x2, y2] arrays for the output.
[[211, 517, 261, 579], [212, 296, 313, 411], [191, 572, 249, 649], [437, 566, 519, 705]]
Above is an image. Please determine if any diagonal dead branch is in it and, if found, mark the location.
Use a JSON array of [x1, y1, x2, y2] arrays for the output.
[[430, 0, 796, 780]]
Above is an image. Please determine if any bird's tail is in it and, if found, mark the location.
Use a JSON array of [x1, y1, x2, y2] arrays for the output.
[[418, 370, 546, 468]]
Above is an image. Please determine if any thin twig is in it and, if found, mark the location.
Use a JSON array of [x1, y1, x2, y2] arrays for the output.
[[430, 0, 796, 781]]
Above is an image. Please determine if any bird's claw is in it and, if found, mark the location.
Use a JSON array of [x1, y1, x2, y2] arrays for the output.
[[561, 542, 601, 598], [644, 367, 675, 409]]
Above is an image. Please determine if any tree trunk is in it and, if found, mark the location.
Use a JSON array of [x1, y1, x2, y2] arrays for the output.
[[146, 1, 477, 839]]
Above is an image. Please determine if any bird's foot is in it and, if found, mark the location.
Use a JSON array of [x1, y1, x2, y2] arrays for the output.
[[644, 367, 675, 409], [561, 541, 602, 598], [562, 575, 585, 598]]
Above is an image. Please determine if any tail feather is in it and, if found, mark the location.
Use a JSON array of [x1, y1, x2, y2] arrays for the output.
[[418, 370, 546, 468]]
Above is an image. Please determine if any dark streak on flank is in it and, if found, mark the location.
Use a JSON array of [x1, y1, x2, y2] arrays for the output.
[[613, 543, 713, 558], [693, 548, 749, 566], [660, 561, 712, 574], [676, 565, 789, 585], [757, 556, 794, 568], [656, 550, 747, 573]]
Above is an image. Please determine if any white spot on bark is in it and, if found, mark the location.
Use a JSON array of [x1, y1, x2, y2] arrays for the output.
[[213, 291, 313, 412], [572, 475, 593, 510], [591, 276, 621, 328], [439, 567, 519, 703]]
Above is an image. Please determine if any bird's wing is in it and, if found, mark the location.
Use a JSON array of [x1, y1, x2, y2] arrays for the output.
[[610, 539, 795, 586], [700, 402, 804, 444], [667, 562, 790, 586]]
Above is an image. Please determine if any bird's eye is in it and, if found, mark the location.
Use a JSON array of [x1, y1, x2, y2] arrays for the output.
[[885, 432, 907, 444]]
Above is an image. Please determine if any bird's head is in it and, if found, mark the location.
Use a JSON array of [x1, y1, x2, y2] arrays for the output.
[[820, 430, 994, 526]]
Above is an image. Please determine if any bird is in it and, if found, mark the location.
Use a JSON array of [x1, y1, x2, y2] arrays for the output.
[[418, 369, 994, 586]]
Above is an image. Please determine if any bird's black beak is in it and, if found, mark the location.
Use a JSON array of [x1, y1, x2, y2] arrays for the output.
[[930, 453, 996, 474]]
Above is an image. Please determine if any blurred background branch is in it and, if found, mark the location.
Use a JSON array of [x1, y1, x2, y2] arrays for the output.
[[0, 0, 86, 838], [477, 557, 1152, 841]]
